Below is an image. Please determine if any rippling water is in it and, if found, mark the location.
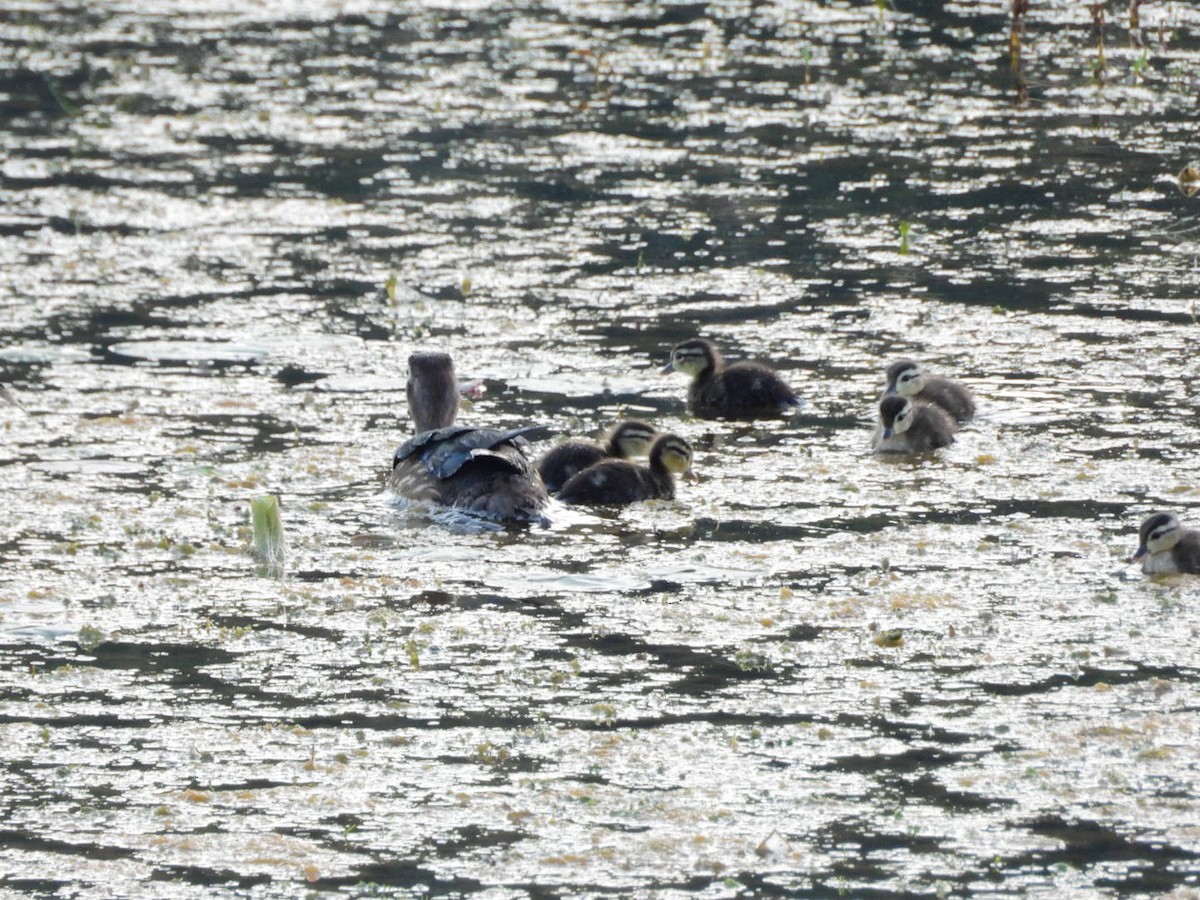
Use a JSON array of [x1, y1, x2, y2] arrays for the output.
[[2, 1, 1200, 896]]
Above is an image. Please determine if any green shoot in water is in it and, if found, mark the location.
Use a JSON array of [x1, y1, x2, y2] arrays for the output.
[[250, 495, 285, 566], [384, 272, 398, 304], [1130, 49, 1149, 80], [898, 221, 911, 255]]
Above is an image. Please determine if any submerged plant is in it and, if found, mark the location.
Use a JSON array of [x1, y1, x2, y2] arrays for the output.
[[1010, 0, 1029, 104], [1130, 49, 1150, 81], [1090, 2, 1108, 87], [898, 220, 911, 255], [250, 495, 286, 568]]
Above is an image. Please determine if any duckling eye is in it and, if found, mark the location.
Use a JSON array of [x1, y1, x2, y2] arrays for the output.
[[900, 371, 917, 385], [1152, 526, 1174, 541]]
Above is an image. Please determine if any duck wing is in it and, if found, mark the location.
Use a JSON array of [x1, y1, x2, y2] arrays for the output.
[[394, 425, 545, 479]]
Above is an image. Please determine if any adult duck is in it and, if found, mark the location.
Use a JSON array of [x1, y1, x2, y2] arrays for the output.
[[387, 352, 549, 524]]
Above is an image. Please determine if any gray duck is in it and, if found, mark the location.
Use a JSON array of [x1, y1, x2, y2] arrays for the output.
[[387, 352, 549, 524], [558, 433, 693, 506], [1132, 512, 1200, 575], [662, 338, 801, 420], [872, 395, 957, 454], [884, 359, 975, 423], [537, 419, 657, 493]]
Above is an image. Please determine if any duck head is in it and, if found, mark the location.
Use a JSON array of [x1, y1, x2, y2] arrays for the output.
[[885, 359, 924, 397], [661, 339, 720, 378], [407, 351, 460, 433], [1133, 512, 1181, 562], [878, 395, 914, 440]]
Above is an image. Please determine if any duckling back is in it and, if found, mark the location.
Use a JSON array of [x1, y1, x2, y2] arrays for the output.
[[690, 361, 800, 420]]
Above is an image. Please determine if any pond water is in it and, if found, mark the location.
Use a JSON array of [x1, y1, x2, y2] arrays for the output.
[[2, 0, 1200, 896]]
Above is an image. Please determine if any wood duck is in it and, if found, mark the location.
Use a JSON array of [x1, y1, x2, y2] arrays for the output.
[[1132, 512, 1200, 575], [872, 395, 956, 453], [387, 352, 549, 524], [536, 419, 657, 493], [558, 433, 693, 506], [661, 338, 801, 420], [884, 359, 975, 423]]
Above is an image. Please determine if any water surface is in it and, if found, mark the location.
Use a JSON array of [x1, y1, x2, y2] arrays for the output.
[[2, 1, 1200, 896]]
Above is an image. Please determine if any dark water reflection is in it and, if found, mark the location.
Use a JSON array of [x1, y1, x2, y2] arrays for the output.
[[2, 0, 1200, 896]]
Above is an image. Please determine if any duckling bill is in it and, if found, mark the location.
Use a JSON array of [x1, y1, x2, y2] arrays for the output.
[[872, 395, 956, 454], [662, 338, 801, 420], [387, 352, 549, 524], [1132, 512, 1200, 575], [558, 433, 693, 506], [537, 419, 657, 493]]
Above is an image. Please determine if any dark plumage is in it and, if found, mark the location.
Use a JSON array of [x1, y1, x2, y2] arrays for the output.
[[1132, 512, 1200, 575], [872, 395, 957, 454], [884, 359, 975, 423], [662, 338, 801, 420], [558, 433, 693, 507], [386, 352, 549, 524], [536, 419, 657, 493]]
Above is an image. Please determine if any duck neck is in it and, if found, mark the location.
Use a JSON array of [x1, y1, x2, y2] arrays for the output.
[[408, 378, 459, 433]]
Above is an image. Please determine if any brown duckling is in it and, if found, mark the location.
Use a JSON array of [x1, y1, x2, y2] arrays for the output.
[[1132, 512, 1200, 575], [872, 395, 956, 454], [537, 419, 657, 493], [387, 352, 549, 524], [558, 433, 693, 507], [884, 359, 975, 423], [661, 338, 801, 420]]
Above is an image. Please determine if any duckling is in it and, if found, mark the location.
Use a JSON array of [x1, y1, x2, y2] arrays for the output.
[[661, 338, 801, 420], [536, 419, 657, 493], [1132, 512, 1200, 575], [387, 352, 549, 524], [884, 359, 975, 423], [558, 433, 693, 506], [872, 395, 956, 454]]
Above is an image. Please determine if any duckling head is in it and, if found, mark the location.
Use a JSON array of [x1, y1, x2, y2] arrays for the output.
[[610, 419, 657, 458], [878, 395, 914, 440], [407, 351, 460, 433], [661, 339, 720, 378], [1133, 512, 1181, 561], [885, 359, 925, 397], [651, 433, 695, 480]]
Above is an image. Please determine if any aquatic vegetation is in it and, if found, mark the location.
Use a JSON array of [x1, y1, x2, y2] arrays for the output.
[[249, 495, 286, 568]]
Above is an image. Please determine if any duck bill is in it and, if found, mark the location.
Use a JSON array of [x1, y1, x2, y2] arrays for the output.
[[683, 469, 699, 484], [883, 385, 897, 395], [881, 427, 894, 440], [1131, 546, 1147, 563], [659, 362, 675, 375]]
